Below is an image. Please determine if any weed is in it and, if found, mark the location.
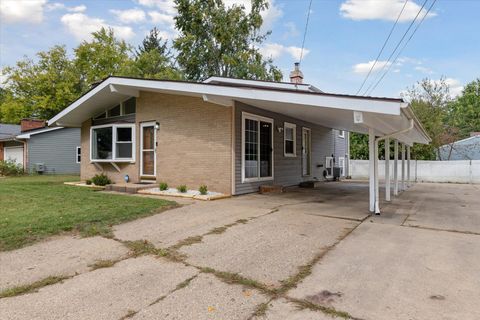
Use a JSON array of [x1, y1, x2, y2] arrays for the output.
[[0, 276, 69, 298]]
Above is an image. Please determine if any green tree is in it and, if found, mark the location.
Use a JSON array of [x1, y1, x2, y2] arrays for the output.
[[74, 28, 133, 92], [173, 0, 282, 81], [449, 79, 480, 138], [0, 45, 81, 123], [130, 28, 182, 80]]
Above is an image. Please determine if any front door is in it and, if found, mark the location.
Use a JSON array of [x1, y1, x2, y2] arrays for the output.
[[141, 122, 156, 177], [302, 128, 311, 176]]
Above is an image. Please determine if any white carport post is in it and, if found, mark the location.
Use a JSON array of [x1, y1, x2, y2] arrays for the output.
[[401, 143, 406, 191], [407, 145, 411, 188], [374, 137, 380, 214], [385, 138, 391, 201], [394, 140, 398, 196], [368, 128, 375, 213]]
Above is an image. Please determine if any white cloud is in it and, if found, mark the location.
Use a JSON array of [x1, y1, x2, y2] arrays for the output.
[[260, 43, 309, 61], [61, 13, 135, 41], [136, 0, 176, 14], [414, 66, 434, 75], [148, 11, 174, 25], [340, 0, 436, 22], [69, 5, 87, 13], [110, 8, 146, 24], [353, 60, 391, 74], [442, 78, 464, 97], [46, 3, 86, 12], [0, 0, 46, 24], [283, 21, 299, 39]]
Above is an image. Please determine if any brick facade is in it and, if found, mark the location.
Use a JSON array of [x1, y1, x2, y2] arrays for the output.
[[0, 142, 4, 161], [81, 91, 233, 194], [21, 119, 46, 132]]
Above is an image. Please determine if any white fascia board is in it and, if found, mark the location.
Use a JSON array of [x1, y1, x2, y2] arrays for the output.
[[203, 76, 314, 92], [49, 77, 403, 126], [16, 127, 63, 139]]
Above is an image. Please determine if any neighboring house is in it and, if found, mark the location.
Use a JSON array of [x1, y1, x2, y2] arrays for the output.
[[438, 133, 480, 160], [0, 120, 80, 174], [48, 65, 429, 195]]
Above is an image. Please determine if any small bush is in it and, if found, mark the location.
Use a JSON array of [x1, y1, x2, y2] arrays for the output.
[[91, 173, 112, 186], [177, 185, 187, 193], [199, 185, 208, 195], [85, 179, 92, 185], [0, 160, 24, 176], [159, 182, 168, 191]]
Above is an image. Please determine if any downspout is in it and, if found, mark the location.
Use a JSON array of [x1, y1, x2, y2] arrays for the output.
[[371, 119, 415, 214]]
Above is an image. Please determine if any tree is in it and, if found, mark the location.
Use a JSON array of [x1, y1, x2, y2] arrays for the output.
[[131, 28, 182, 80], [74, 28, 132, 92], [173, 0, 282, 81], [0, 45, 81, 123], [449, 79, 480, 138]]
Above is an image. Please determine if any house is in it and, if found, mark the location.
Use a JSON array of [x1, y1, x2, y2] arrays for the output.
[[0, 119, 80, 174], [437, 133, 480, 160], [48, 64, 430, 212]]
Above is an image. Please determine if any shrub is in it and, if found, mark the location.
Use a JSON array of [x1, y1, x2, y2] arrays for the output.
[[199, 185, 208, 195], [85, 179, 92, 185], [91, 173, 112, 186], [159, 182, 168, 191], [0, 160, 24, 176], [177, 185, 187, 193]]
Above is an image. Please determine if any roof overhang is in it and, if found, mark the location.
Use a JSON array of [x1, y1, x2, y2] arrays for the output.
[[48, 77, 430, 145], [16, 127, 63, 139]]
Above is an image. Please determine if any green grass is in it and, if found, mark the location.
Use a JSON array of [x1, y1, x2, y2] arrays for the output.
[[0, 175, 176, 251], [0, 275, 70, 298]]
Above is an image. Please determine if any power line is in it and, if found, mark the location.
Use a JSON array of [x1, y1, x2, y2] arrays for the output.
[[355, 0, 409, 95], [366, 0, 437, 95], [299, 0, 313, 65], [362, 0, 429, 96]]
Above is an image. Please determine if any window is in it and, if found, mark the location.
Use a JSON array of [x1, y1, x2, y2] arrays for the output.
[[284, 122, 296, 157], [242, 113, 273, 182], [338, 157, 345, 176], [91, 124, 135, 162], [93, 98, 136, 120], [76, 147, 81, 163], [339, 130, 345, 138]]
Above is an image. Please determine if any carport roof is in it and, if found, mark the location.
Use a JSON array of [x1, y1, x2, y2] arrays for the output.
[[48, 76, 430, 145]]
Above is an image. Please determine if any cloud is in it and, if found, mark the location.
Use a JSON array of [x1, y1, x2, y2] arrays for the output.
[[47, 3, 87, 13], [223, 0, 282, 30], [340, 0, 436, 22], [0, 0, 47, 24], [136, 0, 176, 14], [283, 21, 299, 39], [442, 78, 464, 97], [110, 8, 146, 23], [148, 11, 174, 25], [353, 60, 391, 74], [260, 43, 309, 61], [414, 66, 434, 75], [61, 13, 135, 41]]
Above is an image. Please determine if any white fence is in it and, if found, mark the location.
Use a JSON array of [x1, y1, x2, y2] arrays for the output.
[[350, 160, 480, 184]]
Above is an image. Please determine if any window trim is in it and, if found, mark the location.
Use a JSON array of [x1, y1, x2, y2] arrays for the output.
[[338, 156, 345, 176], [93, 97, 136, 120], [338, 130, 345, 139], [76, 146, 81, 164], [325, 156, 334, 178], [90, 123, 136, 163], [241, 112, 274, 183], [284, 122, 297, 157]]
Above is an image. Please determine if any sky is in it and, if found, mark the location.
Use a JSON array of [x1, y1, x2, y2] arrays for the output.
[[0, 0, 479, 98]]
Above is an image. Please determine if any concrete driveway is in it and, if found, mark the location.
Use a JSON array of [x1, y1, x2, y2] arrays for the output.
[[1, 182, 479, 319]]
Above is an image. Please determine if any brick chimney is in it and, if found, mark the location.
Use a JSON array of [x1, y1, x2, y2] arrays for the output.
[[21, 119, 46, 132], [289, 62, 304, 84]]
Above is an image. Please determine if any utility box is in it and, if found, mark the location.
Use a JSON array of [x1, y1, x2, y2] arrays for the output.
[[35, 163, 45, 174], [333, 167, 341, 180]]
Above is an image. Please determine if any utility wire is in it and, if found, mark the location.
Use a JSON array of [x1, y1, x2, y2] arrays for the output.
[[362, 0, 429, 96], [299, 0, 313, 65], [366, 0, 437, 95], [355, 0, 409, 95]]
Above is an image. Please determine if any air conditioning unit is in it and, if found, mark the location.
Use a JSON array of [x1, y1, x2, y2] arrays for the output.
[[35, 163, 45, 174]]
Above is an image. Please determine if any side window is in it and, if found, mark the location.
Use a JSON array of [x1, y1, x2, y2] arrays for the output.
[[284, 122, 296, 157]]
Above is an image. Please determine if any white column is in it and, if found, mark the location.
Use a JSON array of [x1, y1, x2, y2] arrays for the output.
[[374, 138, 380, 214], [407, 145, 411, 188], [385, 138, 391, 201], [394, 140, 398, 196], [368, 128, 375, 213], [401, 143, 406, 191]]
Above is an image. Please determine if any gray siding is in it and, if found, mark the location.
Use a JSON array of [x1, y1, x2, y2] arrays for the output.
[[27, 128, 81, 174], [234, 102, 350, 195]]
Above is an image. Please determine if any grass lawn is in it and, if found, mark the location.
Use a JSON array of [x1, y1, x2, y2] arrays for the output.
[[0, 175, 175, 251]]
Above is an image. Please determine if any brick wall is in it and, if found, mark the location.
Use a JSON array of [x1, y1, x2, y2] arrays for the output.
[[0, 142, 4, 161], [21, 119, 45, 132], [80, 91, 233, 194]]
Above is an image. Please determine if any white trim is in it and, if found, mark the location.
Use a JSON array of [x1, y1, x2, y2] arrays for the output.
[[338, 156, 345, 176], [203, 76, 322, 92], [90, 123, 136, 163], [140, 121, 157, 177], [76, 146, 81, 164], [283, 122, 297, 157], [325, 156, 334, 178], [338, 130, 345, 139], [241, 112, 274, 183], [16, 127, 63, 139], [302, 127, 312, 176], [231, 104, 236, 195]]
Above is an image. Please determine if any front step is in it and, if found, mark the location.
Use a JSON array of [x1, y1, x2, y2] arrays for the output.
[[105, 182, 158, 194], [299, 180, 324, 188], [259, 185, 284, 194]]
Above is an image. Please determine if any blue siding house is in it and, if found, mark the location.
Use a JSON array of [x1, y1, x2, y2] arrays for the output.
[[438, 134, 480, 160]]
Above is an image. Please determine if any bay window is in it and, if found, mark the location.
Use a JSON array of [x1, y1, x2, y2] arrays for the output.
[[91, 124, 135, 162]]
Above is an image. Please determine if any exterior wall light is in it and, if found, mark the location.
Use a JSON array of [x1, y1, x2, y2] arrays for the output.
[[124, 174, 129, 183], [277, 126, 284, 133]]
